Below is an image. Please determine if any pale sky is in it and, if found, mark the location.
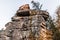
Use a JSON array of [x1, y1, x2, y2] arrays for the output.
[[0, 0, 60, 30]]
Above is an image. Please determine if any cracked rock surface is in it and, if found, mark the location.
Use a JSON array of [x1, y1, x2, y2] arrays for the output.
[[0, 4, 53, 40]]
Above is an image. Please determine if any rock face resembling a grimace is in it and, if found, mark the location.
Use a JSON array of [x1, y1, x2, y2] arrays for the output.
[[0, 4, 53, 40]]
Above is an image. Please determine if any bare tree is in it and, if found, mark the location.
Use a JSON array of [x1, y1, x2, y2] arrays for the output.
[[31, 1, 42, 10]]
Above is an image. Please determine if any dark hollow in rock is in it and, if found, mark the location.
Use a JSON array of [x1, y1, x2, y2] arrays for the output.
[[16, 11, 30, 16], [42, 15, 49, 21]]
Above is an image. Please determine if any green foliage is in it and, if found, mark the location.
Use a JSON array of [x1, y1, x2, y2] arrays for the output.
[[46, 16, 55, 30], [53, 29, 60, 40], [0, 29, 4, 32], [54, 6, 60, 40], [46, 16, 60, 40]]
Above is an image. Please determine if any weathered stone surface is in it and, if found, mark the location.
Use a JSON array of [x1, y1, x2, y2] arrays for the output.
[[19, 4, 30, 10], [40, 27, 53, 40], [0, 4, 53, 40]]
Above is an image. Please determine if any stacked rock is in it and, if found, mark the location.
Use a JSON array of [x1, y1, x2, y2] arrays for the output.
[[0, 4, 53, 40]]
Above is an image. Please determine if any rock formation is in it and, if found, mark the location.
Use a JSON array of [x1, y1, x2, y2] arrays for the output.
[[0, 4, 53, 40]]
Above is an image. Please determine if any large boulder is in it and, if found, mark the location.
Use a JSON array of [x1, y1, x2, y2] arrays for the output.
[[0, 4, 52, 40]]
